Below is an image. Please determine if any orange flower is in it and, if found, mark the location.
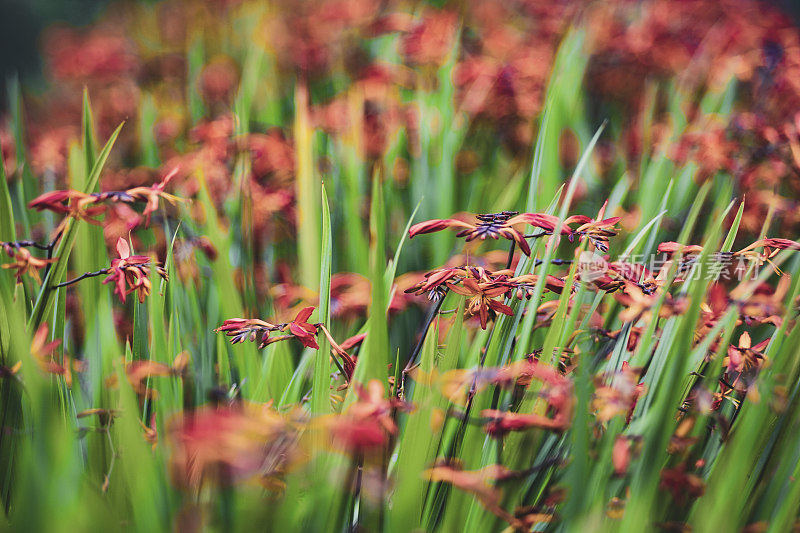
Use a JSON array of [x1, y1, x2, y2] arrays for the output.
[[125, 352, 189, 396], [564, 201, 621, 253], [449, 276, 513, 329], [1, 245, 56, 284], [30, 323, 77, 386], [124, 167, 185, 225], [593, 362, 645, 423]]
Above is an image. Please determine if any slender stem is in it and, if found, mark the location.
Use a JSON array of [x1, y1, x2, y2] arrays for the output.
[[505, 241, 515, 270], [54, 268, 109, 289], [329, 351, 347, 378], [400, 292, 447, 395], [403, 294, 446, 373], [0, 239, 51, 251], [43, 230, 62, 278], [523, 231, 551, 239]]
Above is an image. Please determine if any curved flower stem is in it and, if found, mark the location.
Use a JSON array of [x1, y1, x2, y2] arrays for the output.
[[54, 268, 110, 289]]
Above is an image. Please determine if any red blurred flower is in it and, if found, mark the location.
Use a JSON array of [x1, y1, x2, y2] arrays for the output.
[[29, 190, 106, 224]]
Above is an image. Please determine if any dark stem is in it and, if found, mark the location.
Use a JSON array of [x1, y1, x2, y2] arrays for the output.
[[54, 268, 109, 289], [43, 228, 64, 278], [0, 240, 51, 251], [400, 293, 447, 395], [329, 351, 347, 378], [505, 241, 515, 270], [533, 258, 572, 267]]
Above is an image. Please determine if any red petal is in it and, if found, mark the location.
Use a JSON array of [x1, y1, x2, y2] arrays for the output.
[[657, 242, 703, 254], [294, 306, 315, 324], [408, 218, 472, 238]]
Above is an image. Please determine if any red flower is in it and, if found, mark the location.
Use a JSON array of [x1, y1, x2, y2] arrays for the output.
[[286, 306, 320, 349], [660, 465, 705, 503], [724, 332, 769, 374], [564, 201, 621, 253], [408, 211, 572, 256], [216, 307, 322, 350], [28, 190, 106, 224], [215, 318, 280, 347], [481, 409, 570, 436], [168, 403, 299, 489], [102, 238, 166, 303], [324, 380, 409, 455]]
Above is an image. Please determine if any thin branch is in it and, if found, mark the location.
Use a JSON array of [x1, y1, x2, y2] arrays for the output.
[[54, 268, 109, 289], [0, 239, 51, 251]]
